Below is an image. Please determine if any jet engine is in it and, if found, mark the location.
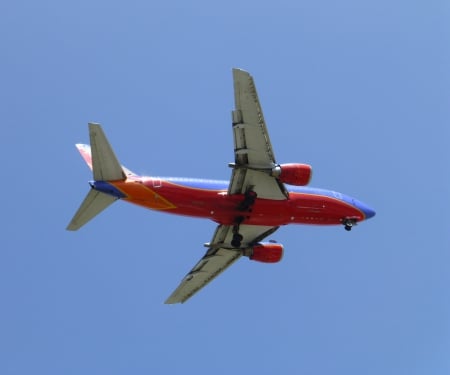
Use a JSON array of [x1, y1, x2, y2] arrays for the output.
[[271, 163, 312, 186], [245, 243, 284, 263]]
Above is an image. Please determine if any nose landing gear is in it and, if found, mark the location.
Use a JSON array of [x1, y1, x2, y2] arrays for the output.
[[342, 218, 357, 231]]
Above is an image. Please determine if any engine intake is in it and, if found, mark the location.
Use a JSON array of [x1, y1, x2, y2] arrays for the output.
[[246, 243, 284, 263], [271, 163, 312, 186]]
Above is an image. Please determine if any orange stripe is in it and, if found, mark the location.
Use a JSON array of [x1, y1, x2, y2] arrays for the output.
[[111, 181, 176, 210]]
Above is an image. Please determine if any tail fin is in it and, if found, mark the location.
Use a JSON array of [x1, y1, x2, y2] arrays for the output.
[[88, 123, 126, 181], [66, 123, 128, 231]]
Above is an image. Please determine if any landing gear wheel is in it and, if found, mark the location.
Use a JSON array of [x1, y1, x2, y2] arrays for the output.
[[231, 233, 243, 248], [342, 218, 356, 231]]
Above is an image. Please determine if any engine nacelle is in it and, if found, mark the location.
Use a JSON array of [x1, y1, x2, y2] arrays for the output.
[[248, 243, 284, 263], [271, 163, 312, 186]]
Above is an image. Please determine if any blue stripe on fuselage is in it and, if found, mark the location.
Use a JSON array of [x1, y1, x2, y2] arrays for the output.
[[289, 185, 347, 200], [90, 181, 127, 198], [289, 186, 376, 218], [161, 178, 351, 203], [289, 185, 362, 207], [162, 177, 229, 190]]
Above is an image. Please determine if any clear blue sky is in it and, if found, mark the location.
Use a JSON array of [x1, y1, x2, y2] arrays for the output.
[[1, 1, 449, 374]]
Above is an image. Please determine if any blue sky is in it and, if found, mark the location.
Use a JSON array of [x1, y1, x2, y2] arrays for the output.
[[1, 1, 449, 374]]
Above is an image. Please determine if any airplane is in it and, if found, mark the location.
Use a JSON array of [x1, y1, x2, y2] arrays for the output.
[[67, 68, 376, 304]]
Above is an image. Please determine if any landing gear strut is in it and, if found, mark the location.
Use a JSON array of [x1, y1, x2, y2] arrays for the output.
[[232, 190, 258, 247], [238, 190, 257, 212], [231, 233, 243, 248], [231, 216, 245, 248]]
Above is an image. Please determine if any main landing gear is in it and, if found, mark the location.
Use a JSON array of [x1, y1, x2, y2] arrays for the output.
[[342, 218, 357, 231], [231, 231, 244, 248], [237, 190, 257, 212], [231, 216, 244, 247], [232, 190, 258, 248]]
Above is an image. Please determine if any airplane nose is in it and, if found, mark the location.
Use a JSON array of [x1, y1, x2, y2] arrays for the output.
[[355, 200, 376, 219]]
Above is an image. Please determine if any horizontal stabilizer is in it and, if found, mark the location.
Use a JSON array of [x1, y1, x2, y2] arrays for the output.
[[66, 189, 117, 231]]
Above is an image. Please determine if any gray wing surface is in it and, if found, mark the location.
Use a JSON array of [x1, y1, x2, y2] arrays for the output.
[[165, 224, 278, 304], [165, 69, 284, 304], [229, 68, 288, 199]]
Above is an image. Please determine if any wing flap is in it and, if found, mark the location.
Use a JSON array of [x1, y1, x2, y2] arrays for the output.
[[232, 68, 277, 167], [228, 168, 288, 199], [230, 69, 287, 199]]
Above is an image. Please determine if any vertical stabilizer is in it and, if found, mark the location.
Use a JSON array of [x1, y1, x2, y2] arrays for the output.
[[89, 123, 126, 181]]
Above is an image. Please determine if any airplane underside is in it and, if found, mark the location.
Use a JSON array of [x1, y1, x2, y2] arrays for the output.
[[67, 69, 375, 303]]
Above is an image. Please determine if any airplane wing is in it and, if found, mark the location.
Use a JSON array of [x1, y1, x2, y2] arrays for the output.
[[229, 68, 288, 199], [165, 69, 283, 304], [165, 224, 279, 304]]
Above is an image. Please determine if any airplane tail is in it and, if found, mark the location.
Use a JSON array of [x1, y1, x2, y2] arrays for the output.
[[66, 123, 131, 231]]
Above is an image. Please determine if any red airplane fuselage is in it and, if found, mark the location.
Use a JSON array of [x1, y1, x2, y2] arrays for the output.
[[99, 176, 374, 228]]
